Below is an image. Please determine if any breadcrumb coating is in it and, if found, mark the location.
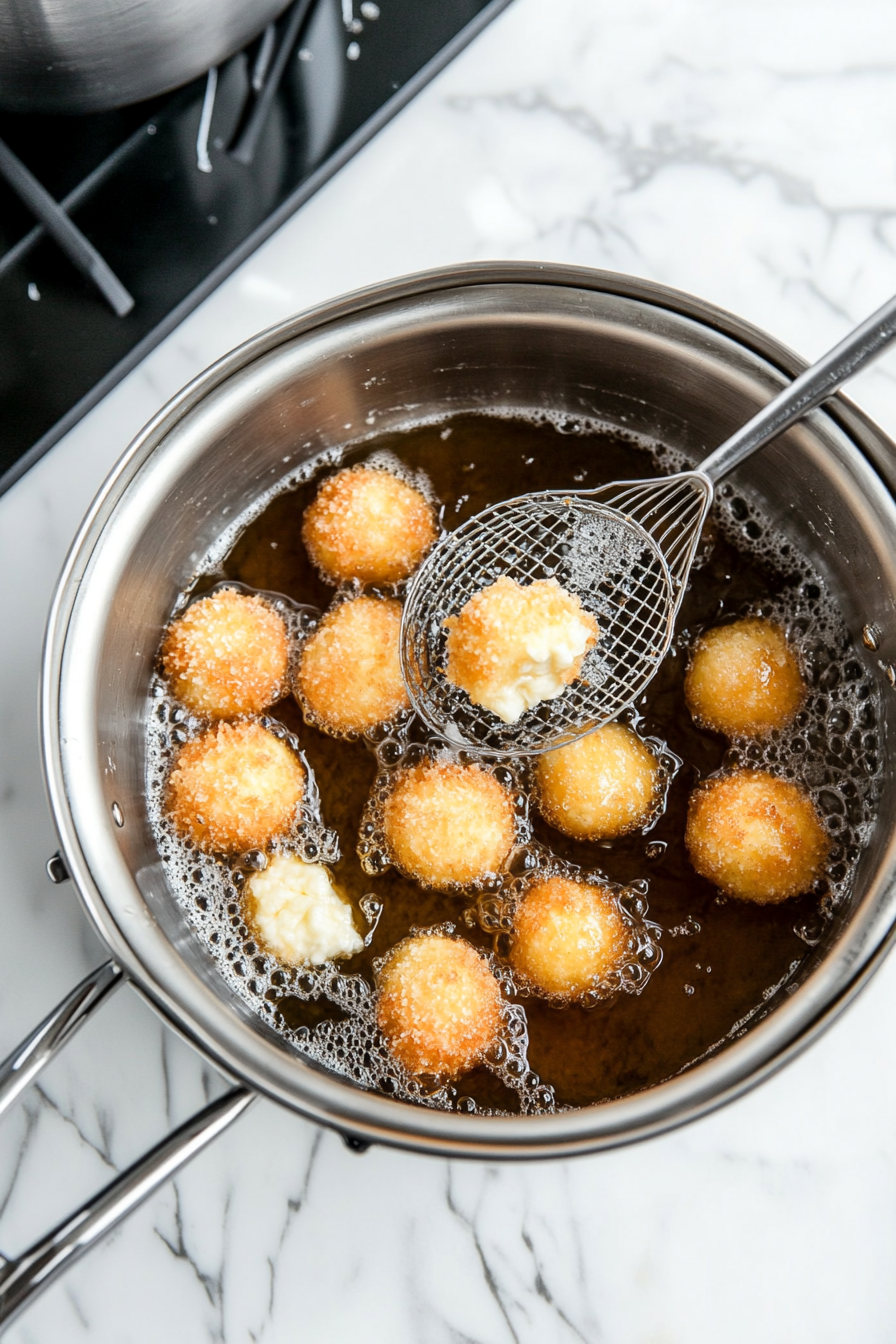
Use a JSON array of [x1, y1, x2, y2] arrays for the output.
[[510, 875, 630, 999], [444, 576, 598, 723], [686, 769, 829, 903], [302, 465, 437, 584], [380, 759, 516, 890], [295, 595, 409, 737], [536, 722, 659, 840], [376, 934, 503, 1077], [685, 617, 805, 738], [167, 720, 305, 853], [160, 587, 288, 720], [246, 854, 363, 965]]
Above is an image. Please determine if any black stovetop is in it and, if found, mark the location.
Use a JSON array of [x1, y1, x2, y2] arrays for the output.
[[0, 0, 508, 493]]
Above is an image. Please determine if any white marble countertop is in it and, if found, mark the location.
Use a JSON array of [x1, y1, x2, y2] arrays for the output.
[[4, 0, 896, 1338]]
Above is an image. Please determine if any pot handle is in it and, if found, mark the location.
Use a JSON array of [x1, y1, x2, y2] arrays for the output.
[[0, 959, 125, 1124], [0, 961, 257, 1328], [0, 1086, 255, 1330]]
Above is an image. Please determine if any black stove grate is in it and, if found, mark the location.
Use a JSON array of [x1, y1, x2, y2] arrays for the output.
[[0, 0, 509, 494]]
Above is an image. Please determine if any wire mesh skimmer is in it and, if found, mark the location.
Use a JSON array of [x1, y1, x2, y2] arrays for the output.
[[401, 288, 896, 755]]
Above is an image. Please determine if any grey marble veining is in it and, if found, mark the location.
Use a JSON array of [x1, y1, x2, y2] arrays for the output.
[[3, 0, 896, 1338]]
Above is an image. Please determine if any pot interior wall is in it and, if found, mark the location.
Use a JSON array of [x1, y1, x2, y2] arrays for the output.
[[59, 280, 896, 1136]]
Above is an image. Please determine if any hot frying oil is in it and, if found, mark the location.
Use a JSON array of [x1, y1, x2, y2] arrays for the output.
[[138, 411, 875, 1112], [196, 412, 876, 1111]]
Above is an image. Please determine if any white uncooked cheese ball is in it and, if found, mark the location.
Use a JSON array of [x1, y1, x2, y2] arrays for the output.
[[246, 854, 364, 965]]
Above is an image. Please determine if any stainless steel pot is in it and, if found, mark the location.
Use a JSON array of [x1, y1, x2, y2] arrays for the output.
[[0, 0, 292, 113], [4, 261, 896, 1325]]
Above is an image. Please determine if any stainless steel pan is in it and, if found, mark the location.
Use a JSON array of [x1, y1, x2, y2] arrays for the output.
[[4, 261, 896, 1326], [0, 0, 292, 113]]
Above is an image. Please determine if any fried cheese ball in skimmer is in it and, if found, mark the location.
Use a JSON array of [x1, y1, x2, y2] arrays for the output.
[[535, 722, 660, 840], [509, 875, 631, 1000], [684, 617, 805, 738], [376, 935, 503, 1078], [301, 465, 437, 585], [295, 595, 410, 737], [444, 575, 599, 724], [380, 759, 516, 891], [685, 769, 829, 904], [160, 587, 289, 720], [167, 721, 305, 854]]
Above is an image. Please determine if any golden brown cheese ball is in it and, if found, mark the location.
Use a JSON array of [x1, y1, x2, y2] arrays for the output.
[[295, 595, 409, 737], [376, 934, 503, 1077], [302, 465, 437, 585], [509, 875, 630, 999], [444, 575, 599, 724], [684, 617, 805, 738], [535, 722, 660, 840], [380, 759, 515, 890], [160, 587, 289, 720], [685, 769, 829, 904], [167, 720, 305, 854]]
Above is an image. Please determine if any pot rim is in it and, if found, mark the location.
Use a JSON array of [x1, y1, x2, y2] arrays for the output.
[[41, 261, 896, 1158]]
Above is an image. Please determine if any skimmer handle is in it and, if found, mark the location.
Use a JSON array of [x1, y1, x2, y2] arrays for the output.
[[699, 290, 896, 482]]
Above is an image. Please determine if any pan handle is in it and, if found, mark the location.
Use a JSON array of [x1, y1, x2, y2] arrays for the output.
[[0, 960, 125, 1124], [0, 961, 256, 1328], [0, 1087, 255, 1330]]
